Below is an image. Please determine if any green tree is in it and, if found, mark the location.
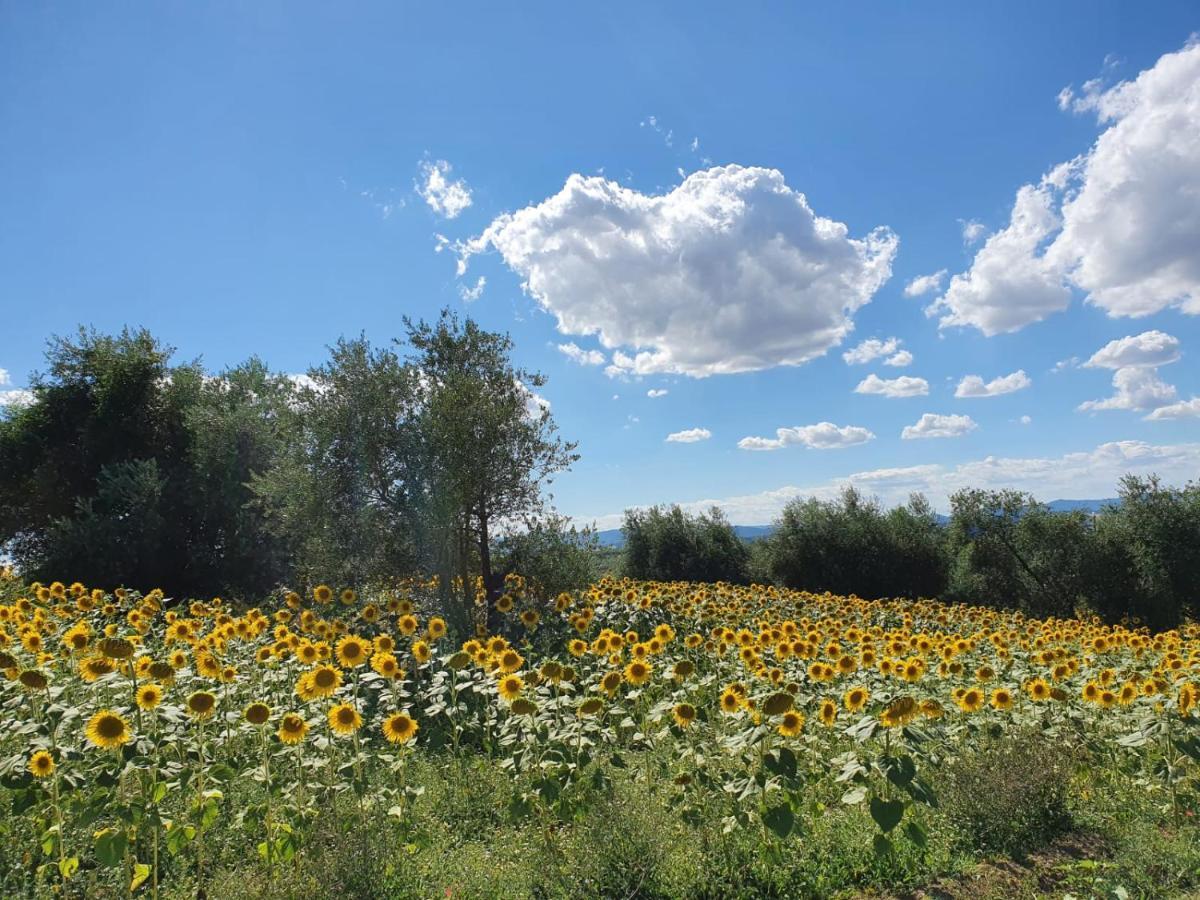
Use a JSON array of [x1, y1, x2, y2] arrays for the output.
[[405, 311, 579, 629], [622, 505, 750, 584]]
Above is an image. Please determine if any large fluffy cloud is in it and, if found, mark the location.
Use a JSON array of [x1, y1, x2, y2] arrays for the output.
[[1083, 330, 1182, 369], [457, 165, 898, 377], [585, 440, 1200, 529], [954, 369, 1032, 398], [901, 413, 977, 440], [853, 373, 929, 398], [1146, 397, 1200, 420], [738, 422, 875, 451], [930, 40, 1200, 334]]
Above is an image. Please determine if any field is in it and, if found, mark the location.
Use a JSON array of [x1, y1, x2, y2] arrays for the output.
[[1, 570, 1199, 899]]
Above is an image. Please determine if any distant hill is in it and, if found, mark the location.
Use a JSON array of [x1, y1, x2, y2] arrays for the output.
[[592, 500, 1118, 549]]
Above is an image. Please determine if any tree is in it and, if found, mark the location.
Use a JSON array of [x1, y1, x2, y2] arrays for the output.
[[622, 505, 750, 584], [251, 338, 426, 590], [0, 328, 291, 595], [944, 488, 1091, 617], [404, 311, 579, 628], [495, 513, 599, 601], [760, 488, 944, 599]]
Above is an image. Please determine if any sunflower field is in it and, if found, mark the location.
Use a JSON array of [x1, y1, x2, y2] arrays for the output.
[[2, 567, 1199, 899]]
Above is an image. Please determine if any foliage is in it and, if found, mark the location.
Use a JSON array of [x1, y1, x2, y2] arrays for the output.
[[760, 488, 946, 599], [622, 505, 750, 584], [495, 513, 599, 601]]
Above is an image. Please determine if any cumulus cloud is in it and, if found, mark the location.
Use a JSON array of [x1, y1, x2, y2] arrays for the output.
[[1083, 330, 1182, 369], [458, 276, 486, 302], [903, 270, 946, 297], [665, 427, 711, 443], [416, 159, 473, 219], [456, 165, 898, 377], [959, 219, 987, 245], [1145, 397, 1200, 420], [737, 422, 875, 451], [927, 181, 1072, 334], [901, 413, 978, 440], [842, 337, 901, 365], [1079, 367, 1177, 412], [854, 373, 929, 398], [646, 389, 668, 398], [584, 439, 1200, 529], [884, 350, 913, 367], [557, 343, 606, 366], [954, 369, 1032, 398], [931, 40, 1200, 335]]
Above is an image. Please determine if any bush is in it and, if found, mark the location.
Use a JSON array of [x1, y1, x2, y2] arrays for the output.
[[938, 730, 1075, 857], [622, 505, 749, 584]]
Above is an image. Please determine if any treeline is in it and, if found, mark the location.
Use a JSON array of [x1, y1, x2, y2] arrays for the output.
[[622, 481, 1200, 629], [0, 319, 594, 632]]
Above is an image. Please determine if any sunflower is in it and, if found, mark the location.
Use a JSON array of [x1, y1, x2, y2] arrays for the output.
[[244, 702, 271, 726], [818, 698, 838, 727], [186, 690, 218, 720], [498, 649, 524, 674], [411, 640, 432, 664], [398, 615, 418, 636], [335, 635, 370, 669], [880, 696, 920, 728], [29, 750, 55, 779], [672, 703, 697, 728], [372, 652, 401, 679], [1026, 677, 1051, 701], [956, 687, 985, 714], [312, 585, 333, 605], [497, 674, 525, 702], [578, 698, 604, 717], [719, 688, 742, 714], [136, 683, 164, 710], [298, 663, 342, 701], [568, 639, 588, 657], [427, 617, 447, 640], [278, 712, 308, 744], [778, 710, 805, 737], [843, 686, 869, 711], [382, 712, 419, 744], [18, 669, 49, 691], [86, 710, 132, 750], [624, 660, 651, 686], [990, 687, 1014, 710], [599, 670, 622, 695], [327, 702, 362, 735]]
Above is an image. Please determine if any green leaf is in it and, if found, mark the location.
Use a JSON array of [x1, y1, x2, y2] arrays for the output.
[[761, 802, 794, 839], [904, 820, 927, 847], [873, 833, 893, 856], [58, 856, 79, 880], [764, 747, 797, 781], [94, 828, 128, 868], [869, 796, 904, 833]]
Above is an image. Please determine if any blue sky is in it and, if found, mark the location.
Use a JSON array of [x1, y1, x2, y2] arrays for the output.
[[2, 2, 1199, 528]]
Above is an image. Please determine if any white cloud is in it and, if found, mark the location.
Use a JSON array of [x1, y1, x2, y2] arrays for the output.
[[1019, 415, 1033, 425], [456, 165, 898, 377], [933, 40, 1200, 335], [646, 388, 669, 398], [901, 413, 978, 440], [1079, 366, 1177, 412], [584, 439, 1200, 529], [1052, 357, 1080, 373], [959, 219, 987, 245], [666, 427, 711, 443], [738, 422, 875, 451], [458, 276, 486, 302], [854, 373, 929, 398], [884, 350, 913, 367], [416, 159, 473, 219], [1083, 330, 1182, 369], [516, 379, 551, 418], [903, 270, 946, 297], [557, 342, 606, 366], [0, 389, 33, 409], [842, 337, 901, 365], [954, 369, 1032, 398], [0, 368, 9, 386], [1145, 397, 1200, 420], [928, 181, 1072, 334]]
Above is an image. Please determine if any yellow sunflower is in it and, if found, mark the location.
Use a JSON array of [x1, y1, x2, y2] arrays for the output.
[[278, 712, 308, 744], [327, 702, 362, 735], [86, 710, 132, 750], [136, 682, 164, 710], [382, 712, 419, 744], [29, 750, 55, 779]]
